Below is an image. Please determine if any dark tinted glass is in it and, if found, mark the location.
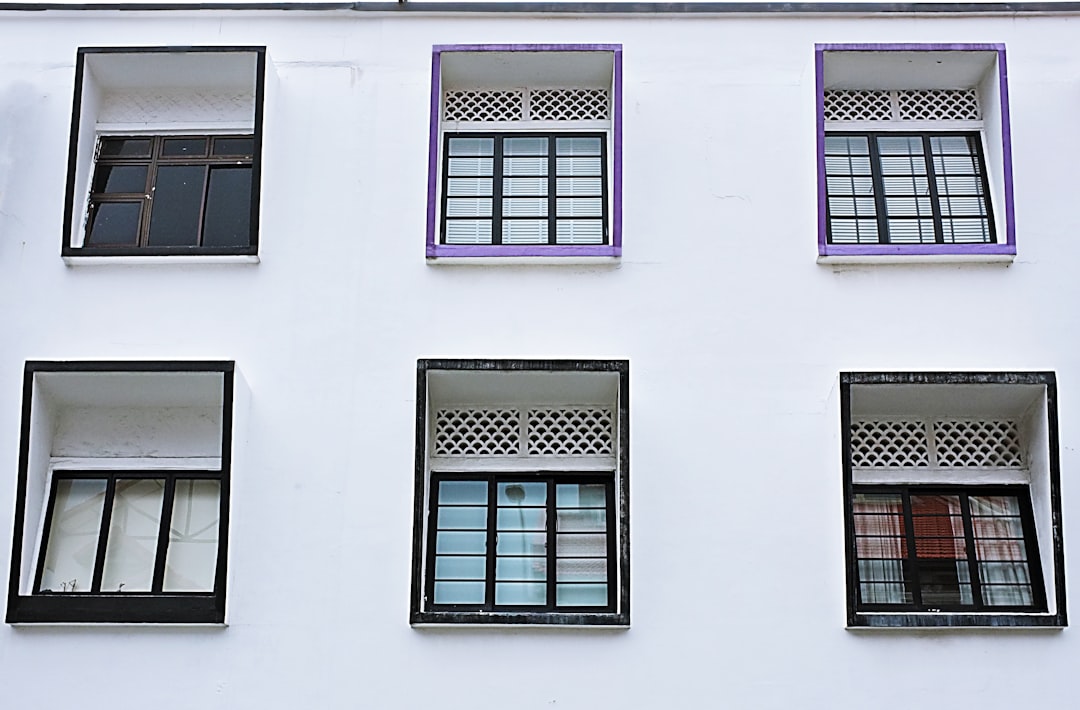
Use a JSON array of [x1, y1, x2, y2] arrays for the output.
[[98, 138, 152, 158], [91, 165, 148, 195], [161, 138, 208, 157], [86, 203, 142, 246], [202, 167, 253, 248], [212, 138, 255, 157], [146, 166, 206, 247]]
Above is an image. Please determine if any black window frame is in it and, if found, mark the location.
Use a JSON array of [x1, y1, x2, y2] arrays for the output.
[[411, 359, 630, 627], [840, 371, 1067, 629], [825, 131, 996, 246], [6, 361, 234, 624], [62, 46, 266, 259], [84, 135, 256, 250], [852, 484, 1047, 613], [426, 472, 617, 614], [439, 131, 610, 247]]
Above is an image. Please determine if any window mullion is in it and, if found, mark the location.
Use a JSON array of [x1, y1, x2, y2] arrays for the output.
[[958, 493, 984, 610], [138, 137, 161, 247], [547, 138, 558, 246], [485, 475, 498, 610], [492, 137, 504, 246], [195, 165, 211, 248], [605, 477, 617, 611], [901, 489, 922, 609], [868, 135, 891, 244], [923, 134, 946, 244], [151, 477, 177, 593], [546, 477, 557, 611], [90, 476, 117, 594]]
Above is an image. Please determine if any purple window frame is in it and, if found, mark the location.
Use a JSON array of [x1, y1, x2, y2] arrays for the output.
[[815, 43, 1015, 258], [426, 44, 623, 259]]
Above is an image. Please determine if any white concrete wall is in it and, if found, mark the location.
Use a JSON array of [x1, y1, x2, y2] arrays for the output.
[[0, 8, 1078, 709]]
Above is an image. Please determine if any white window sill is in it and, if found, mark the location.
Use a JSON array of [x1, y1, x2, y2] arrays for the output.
[[427, 256, 620, 266], [818, 253, 1015, 266], [63, 255, 260, 266]]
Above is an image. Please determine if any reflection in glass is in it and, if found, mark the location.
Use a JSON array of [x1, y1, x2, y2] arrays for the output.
[[147, 166, 206, 246], [86, 203, 142, 246], [202, 167, 252, 247], [163, 480, 220, 592], [101, 479, 165, 592], [39, 479, 107, 593]]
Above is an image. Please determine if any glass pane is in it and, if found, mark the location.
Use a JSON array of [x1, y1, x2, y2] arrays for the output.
[[436, 531, 487, 555], [448, 137, 494, 156], [556, 157, 601, 176], [556, 483, 606, 508], [446, 198, 492, 217], [556, 198, 603, 217], [557, 177, 602, 196], [504, 157, 547, 177], [557, 137, 602, 155], [447, 178, 493, 197], [556, 509, 606, 533], [496, 532, 546, 556], [496, 557, 547, 581], [448, 157, 493, 177], [438, 480, 487, 505], [860, 583, 911, 605], [824, 135, 869, 155], [971, 496, 1021, 516], [503, 198, 547, 217], [101, 479, 165, 593], [86, 202, 142, 246], [556, 557, 607, 582], [38, 479, 107, 593], [438, 506, 487, 530], [979, 561, 1031, 586], [434, 556, 486, 580], [497, 482, 546, 506], [161, 138, 208, 157], [212, 137, 255, 157], [504, 178, 547, 196], [917, 560, 973, 605], [162, 480, 220, 592], [202, 167, 252, 248], [504, 137, 548, 156], [445, 220, 493, 244], [146, 165, 206, 247], [92, 165, 148, 194], [495, 582, 546, 605], [99, 138, 151, 157], [556, 584, 607, 606], [502, 220, 548, 244], [557, 533, 606, 558], [555, 220, 604, 245], [982, 584, 1033, 607], [972, 516, 1024, 538], [434, 581, 485, 605], [496, 508, 546, 531], [975, 539, 1028, 561]]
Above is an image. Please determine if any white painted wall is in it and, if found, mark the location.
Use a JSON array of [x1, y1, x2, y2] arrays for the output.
[[0, 8, 1078, 709]]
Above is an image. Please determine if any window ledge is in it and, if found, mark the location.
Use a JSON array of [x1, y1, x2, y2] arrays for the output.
[[7, 594, 226, 624], [819, 244, 1015, 265], [427, 245, 620, 264], [850, 612, 1065, 629], [64, 254, 260, 266], [412, 611, 629, 627]]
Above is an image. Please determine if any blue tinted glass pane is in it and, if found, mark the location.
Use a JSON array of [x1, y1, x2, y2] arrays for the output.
[[438, 481, 487, 505]]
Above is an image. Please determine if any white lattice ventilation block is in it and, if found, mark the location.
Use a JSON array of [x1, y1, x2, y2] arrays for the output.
[[933, 419, 1023, 467], [444, 88, 609, 123], [529, 89, 609, 121], [444, 90, 525, 122], [433, 408, 520, 456], [825, 88, 981, 122], [527, 407, 614, 456], [850, 419, 930, 468], [99, 90, 256, 126]]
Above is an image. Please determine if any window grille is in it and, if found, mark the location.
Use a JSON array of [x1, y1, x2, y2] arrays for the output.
[[433, 406, 614, 458], [825, 89, 981, 122], [851, 418, 1023, 468], [444, 88, 610, 123]]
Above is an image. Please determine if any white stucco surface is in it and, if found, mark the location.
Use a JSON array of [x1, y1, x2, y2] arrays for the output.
[[0, 8, 1078, 709]]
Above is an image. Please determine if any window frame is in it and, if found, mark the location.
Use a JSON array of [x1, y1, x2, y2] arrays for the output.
[[85, 135, 256, 249], [840, 372, 1066, 629], [816, 44, 1016, 260], [426, 44, 623, 260], [852, 484, 1047, 614], [411, 359, 630, 627], [824, 131, 996, 247], [6, 361, 234, 625], [62, 46, 266, 259]]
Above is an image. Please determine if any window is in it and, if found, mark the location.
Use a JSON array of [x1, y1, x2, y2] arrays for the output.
[[7, 362, 235, 624], [411, 360, 629, 625], [426, 45, 622, 259], [841, 372, 1066, 628], [817, 45, 1015, 260], [63, 47, 265, 259], [86, 135, 255, 249]]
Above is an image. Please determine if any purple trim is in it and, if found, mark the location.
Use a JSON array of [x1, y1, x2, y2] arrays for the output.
[[430, 245, 620, 258], [822, 243, 1016, 257], [814, 43, 1015, 256], [425, 43, 623, 259]]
